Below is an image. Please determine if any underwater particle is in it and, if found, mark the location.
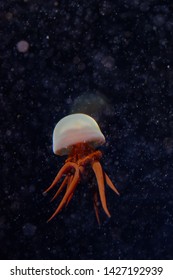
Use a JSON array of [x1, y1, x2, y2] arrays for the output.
[[44, 113, 119, 224], [22, 223, 37, 237], [16, 40, 29, 53], [153, 14, 165, 27], [70, 92, 113, 121], [140, 2, 150, 12], [5, 12, 13, 20], [101, 55, 115, 69]]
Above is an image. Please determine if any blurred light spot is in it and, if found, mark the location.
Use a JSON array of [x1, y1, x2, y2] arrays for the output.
[[5, 12, 13, 20], [101, 56, 115, 69], [153, 14, 165, 27], [78, 62, 86, 71], [163, 137, 173, 154], [70, 93, 113, 121], [16, 40, 29, 53], [23, 223, 37, 237], [140, 2, 150, 12], [73, 56, 81, 64]]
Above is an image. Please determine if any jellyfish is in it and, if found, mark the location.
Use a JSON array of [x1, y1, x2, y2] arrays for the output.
[[44, 113, 119, 223]]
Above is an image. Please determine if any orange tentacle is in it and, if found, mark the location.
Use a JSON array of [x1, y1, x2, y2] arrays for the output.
[[43, 162, 75, 194], [65, 164, 84, 207], [65, 175, 74, 206], [77, 150, 102, 166], [47, 166, 80, 222], [92, 161, 111, 218], [105, 173, 120, 195], [67, 174, 74, 187], [50, 176, 69, 202], [65, 193, 74, 207]]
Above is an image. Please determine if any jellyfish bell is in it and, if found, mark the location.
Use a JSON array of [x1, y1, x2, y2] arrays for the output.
[[53, 113, 105, 156]]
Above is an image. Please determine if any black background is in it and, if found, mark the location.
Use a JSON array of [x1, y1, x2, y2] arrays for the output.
[[1, 0, 173, 259]]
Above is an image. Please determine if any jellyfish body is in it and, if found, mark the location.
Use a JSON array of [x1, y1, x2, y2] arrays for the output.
[[44, 113, 119, 223]]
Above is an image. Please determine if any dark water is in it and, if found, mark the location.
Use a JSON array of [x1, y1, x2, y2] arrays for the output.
[[1, 0, 173, 260]]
